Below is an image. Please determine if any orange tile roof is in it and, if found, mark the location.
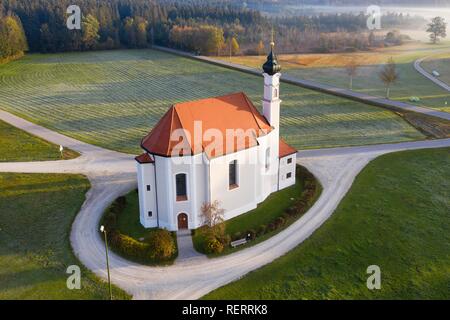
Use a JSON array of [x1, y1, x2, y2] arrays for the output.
[[141, 92, 273, 158], [135, 153, 154, 164], [279, 138, 297, 158]]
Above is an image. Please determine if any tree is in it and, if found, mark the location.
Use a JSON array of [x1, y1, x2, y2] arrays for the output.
[[427, 17, 447, 44], [201, 200, 225, 232], [135, 17, 149, 48], [345, 58, 359, 90], [227, 36, 239, 58], [0, 15, 28, 60], [82, 14, 100, 50], [256, 40, 265, 56], [200, 200, 227, 254], [379, 57, 399, 99]]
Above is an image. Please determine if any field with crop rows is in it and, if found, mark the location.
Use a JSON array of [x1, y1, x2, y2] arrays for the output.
[[0, 49, 424, 154], [219, 42, 450, 113]]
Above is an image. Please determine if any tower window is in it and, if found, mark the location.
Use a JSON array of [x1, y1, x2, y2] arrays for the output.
[[265, 148, 271, 171], [274, 88, 278, 98], [287, 158, 292, 164], [146, 185, 151, 191], [229, 160, 238, 189], [148, 211, 153, 217], [287, 172, 292, 179], [176, 173, 187, 201]]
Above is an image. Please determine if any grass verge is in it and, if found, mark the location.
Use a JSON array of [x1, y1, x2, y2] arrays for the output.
[[0, 173, 129, 299], [0, 120, 79, 162]]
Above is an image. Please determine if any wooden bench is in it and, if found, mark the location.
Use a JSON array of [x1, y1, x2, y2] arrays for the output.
[[230, 238, 247, 248]]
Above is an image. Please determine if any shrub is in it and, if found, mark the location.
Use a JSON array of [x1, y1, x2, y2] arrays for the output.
[[217, 234, 231, 247], [147, 229, 177, 260], [232, 232, 243, 241], [268, 222, 277, 232], [257, 224, 267, 236], [274, 216, 286, 228], [110, 232, 150, 261], [285, 206, 297, 217], [282, 213, 290, 222], [205, 236, 224, 254]]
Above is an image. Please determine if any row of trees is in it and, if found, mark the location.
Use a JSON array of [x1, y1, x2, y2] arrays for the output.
[[1, 0, 433, 60]]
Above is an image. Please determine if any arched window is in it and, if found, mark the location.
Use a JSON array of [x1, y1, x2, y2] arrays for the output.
[[175, 173, 187, 201]]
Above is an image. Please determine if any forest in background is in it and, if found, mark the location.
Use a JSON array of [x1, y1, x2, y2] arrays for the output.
[[0, 0, 429, 62]]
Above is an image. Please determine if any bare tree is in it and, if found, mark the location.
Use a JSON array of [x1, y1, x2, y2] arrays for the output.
[[200, 200, 225, 238], [379, 57, 399, 99], [345, 58, 359, 90]]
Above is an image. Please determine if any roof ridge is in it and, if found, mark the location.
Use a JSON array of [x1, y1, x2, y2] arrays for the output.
[[242, 92, 269, 135], [174, 104, 195, 155]]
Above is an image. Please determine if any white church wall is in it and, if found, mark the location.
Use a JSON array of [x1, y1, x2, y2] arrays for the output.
[[137, 162, 158, 228], [154, 155, 175, 230], [279, 153, 297, 190], [209, 146, 260, 220], [256, 133, 278, 203], [191, 154, 208, 229]]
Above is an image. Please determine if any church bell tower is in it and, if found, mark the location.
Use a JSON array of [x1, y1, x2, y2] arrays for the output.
[[262, 35, 281, 132]]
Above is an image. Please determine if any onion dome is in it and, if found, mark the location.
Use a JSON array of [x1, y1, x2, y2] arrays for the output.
[[262, 42, 281, 75]]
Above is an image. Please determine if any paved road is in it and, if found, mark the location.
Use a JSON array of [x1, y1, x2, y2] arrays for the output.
[[154, 46, 450, 121], [414, 56, 450, 92], [1, 109, 449, 299]]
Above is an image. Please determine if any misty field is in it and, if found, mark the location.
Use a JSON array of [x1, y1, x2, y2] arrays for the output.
[[0, 49, 424, 154], [422, 52, 450, 87], [219, 42, 450, 113]]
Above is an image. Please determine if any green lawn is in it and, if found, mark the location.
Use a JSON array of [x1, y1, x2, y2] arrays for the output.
[[204, 148, 450, 299], [0, 49, 424, 153], [226, 178, 303, 236], [0, 173, 129, 299], [0, 120, 79, 162], [114, 190, 155, 240]]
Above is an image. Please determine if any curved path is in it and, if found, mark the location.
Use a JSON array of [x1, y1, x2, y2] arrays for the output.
[[415, 55, 450, 92], [1, 109, 450, 299]]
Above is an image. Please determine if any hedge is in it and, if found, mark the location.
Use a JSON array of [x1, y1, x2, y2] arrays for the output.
[[100, 196, 177, 265]]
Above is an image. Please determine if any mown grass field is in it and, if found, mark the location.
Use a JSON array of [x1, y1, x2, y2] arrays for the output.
[[0, 173, 129, 299], [203, 148, 450, 300], [219, 42, 450, 113], [0, 120, 79, 162], [0, 49, 424, 154]]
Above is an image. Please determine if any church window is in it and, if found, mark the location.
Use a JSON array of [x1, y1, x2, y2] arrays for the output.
[[229, 160, 238, 189], [176, 173, 187, 201], [265, 148, 271, 171]]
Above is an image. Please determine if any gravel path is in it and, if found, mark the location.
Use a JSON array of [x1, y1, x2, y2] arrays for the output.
[[1, 110, 449, 300]]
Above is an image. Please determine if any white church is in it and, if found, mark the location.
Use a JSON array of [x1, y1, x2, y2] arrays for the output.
[[135, 43, 297, 231]]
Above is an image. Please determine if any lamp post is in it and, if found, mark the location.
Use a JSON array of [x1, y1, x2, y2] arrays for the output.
[[100, 225, 112, 300]]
